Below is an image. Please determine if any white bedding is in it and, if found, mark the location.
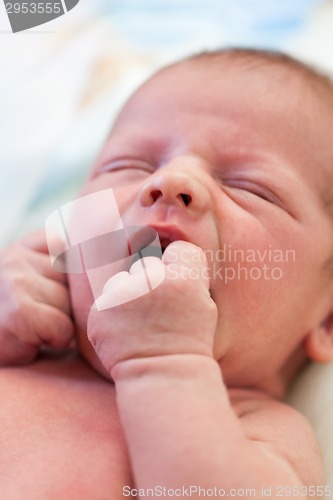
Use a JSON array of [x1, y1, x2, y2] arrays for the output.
[[287, 363, 333, 493]]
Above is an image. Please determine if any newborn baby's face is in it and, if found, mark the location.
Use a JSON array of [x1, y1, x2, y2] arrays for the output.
[[69, 61, 333, 395]]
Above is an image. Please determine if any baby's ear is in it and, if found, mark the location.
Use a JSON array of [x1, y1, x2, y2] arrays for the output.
[[304, 312, 333, 363]]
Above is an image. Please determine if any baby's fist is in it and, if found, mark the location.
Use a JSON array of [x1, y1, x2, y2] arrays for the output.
[[0, 232, 74, 365], [87, 241, 218, 375]]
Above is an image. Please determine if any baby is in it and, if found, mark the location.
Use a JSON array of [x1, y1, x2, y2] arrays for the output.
[[1, 48, 333, 499]]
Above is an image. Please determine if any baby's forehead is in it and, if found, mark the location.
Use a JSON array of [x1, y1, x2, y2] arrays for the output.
[[148, 52, 333, 108], [115, 55, 331, 155], [120, 55, 326, 129], [112, 53, 333, 203]]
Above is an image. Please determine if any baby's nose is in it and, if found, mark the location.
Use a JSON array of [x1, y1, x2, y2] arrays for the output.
[[138, 159, 210, 214]]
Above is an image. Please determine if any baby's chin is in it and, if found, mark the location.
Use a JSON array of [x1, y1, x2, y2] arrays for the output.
[[76, 326, 113, 381]]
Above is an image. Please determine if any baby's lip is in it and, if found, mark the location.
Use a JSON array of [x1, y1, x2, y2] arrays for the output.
[[126, 226, 159, 256], [126, 225, 191, 266], [126, 226, 162, 265], [146, 225, 189, 253]]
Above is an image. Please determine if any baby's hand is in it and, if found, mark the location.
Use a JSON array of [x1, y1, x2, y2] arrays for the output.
[[87, 241, 218, 375], [0, 231, 74, 365]]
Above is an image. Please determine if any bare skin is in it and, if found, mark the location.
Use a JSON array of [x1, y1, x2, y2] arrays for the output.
[[1, 56, 333, 498], [0, 354, 323, 498], [0, 353, 131, 500]]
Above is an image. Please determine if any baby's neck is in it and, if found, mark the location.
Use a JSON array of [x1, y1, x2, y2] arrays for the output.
[[253, 347, 308, 400]]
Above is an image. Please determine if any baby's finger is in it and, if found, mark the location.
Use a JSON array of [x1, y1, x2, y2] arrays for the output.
[[0, 334, 38, 366], [163, 241, 210, 290], [95, 257, 165, 310], [29, 251, 68, 286], [28, 302, 75, 350], [102, 271, 130, 293], [95, 270, 147, 311], [20, 230, 50, 253], [36, 276, 73, 316], [21, 231, 69, 285], [130, 256, 165, 288]]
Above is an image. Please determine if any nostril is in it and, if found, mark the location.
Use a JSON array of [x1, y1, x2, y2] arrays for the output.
[[180, 193, 192, 206], [151, 190, 162, 202], [150, 190, 192, 206]]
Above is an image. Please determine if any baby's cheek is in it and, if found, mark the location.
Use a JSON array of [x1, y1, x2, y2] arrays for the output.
[[68, 274, 117, 380], [76, 324, 112, 380], [68, 275, 102, 371], [68, 274, 93, 330]]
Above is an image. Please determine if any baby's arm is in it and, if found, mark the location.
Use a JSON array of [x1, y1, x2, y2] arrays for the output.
[[113, 358, 323, 498], [88, 242, 324, 498], [0, 231, 74, 365]]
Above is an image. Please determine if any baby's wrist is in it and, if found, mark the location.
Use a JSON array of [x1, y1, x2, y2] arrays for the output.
[[111, 353, 220, 385]]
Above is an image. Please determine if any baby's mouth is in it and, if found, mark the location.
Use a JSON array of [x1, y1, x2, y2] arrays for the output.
[[125, 226, 162, 264], [131, 236, 171, 265], [128, 224, 189, 264], [160, 238, 173, 255]]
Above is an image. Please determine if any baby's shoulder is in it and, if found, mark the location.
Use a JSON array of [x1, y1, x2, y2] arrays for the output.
[[228, 388, 324, 487]]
